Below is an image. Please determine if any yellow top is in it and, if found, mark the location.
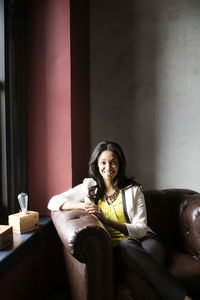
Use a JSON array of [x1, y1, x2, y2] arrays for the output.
[[98, 191, 127, 246]]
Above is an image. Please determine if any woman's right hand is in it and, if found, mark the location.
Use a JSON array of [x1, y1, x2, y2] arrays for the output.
[[85, 203, 107, 223]]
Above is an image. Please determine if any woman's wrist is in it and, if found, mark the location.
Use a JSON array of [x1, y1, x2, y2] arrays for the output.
[[102, 216, 110, 225]]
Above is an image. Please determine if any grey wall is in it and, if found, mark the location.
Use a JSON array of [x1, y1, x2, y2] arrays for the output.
[[90, 0, 200, 191]]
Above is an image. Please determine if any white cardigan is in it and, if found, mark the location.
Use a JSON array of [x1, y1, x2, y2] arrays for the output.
[[48, 178, 152, 239]]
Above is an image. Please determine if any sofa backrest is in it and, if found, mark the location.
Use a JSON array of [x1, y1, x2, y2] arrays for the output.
[[143, 189, 200, 257]]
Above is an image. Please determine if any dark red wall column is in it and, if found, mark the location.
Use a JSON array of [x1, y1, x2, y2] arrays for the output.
[[70, 0, 90, 186], [26, 0, 90, 215], [27, 0, 72, 214]]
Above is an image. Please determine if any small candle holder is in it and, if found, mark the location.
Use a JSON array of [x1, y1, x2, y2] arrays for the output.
[[8, 193, 39, 234], [18, 193, 28, 215]]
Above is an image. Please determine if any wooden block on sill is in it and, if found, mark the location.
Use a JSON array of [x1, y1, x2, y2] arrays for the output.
[[0, 225, 13, 250], [8, 211, 39, 234]]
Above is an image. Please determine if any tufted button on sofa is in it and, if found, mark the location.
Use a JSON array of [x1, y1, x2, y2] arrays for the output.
[[51, 189, 200, 300]]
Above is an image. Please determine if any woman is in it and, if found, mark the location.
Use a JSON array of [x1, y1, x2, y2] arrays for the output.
[[48, 141, 192, 300]]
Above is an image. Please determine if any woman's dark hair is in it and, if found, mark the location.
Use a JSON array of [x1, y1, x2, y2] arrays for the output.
[[88, 141, 140, 203]]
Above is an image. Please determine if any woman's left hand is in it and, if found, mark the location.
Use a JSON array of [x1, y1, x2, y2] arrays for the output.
[[85, 203, 106, 223]]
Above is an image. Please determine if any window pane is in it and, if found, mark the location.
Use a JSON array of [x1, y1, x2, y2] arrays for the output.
[[0, 0, 8, 223]]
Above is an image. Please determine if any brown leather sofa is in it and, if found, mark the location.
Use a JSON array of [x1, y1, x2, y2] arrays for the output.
[[51, 189, 200, 300]]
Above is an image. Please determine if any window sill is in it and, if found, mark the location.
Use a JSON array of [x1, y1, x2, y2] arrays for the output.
[[0, 215, 51, 278]]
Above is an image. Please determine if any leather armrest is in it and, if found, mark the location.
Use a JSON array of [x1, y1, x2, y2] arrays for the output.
[[179, 194, 200, 259], [51, 209, 112, 262], [51, 210, 114, 300]]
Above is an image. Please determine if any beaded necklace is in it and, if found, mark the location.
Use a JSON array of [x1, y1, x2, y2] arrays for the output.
[[104, 188, 120, 205]]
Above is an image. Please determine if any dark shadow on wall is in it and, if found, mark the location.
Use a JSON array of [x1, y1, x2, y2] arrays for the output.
[[90, 1, 161, 188], [125, 2, 160, 188]]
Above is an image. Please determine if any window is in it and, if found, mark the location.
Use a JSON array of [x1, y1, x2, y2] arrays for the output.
[[0, 0, 7, 223], [0, 0, 28, 223]]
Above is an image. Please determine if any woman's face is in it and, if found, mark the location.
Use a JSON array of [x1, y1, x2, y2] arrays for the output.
[[97, 150, 119, 183]]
